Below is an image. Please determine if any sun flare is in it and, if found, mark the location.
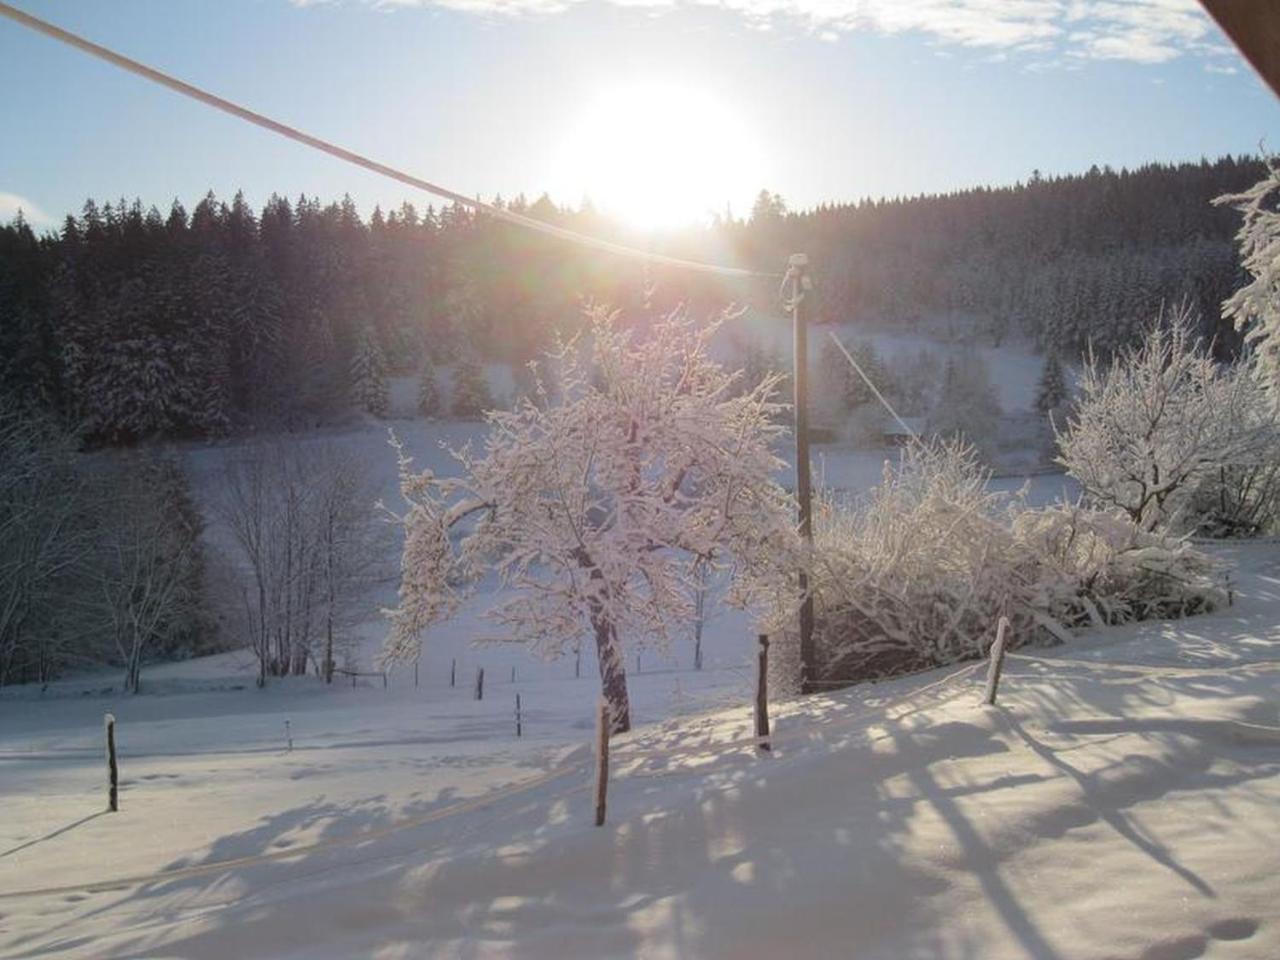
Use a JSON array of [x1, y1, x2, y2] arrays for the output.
[[555, 81, 764, 231]]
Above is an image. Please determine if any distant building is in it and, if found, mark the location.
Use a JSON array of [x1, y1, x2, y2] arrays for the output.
[[882, 417, 925, 446]]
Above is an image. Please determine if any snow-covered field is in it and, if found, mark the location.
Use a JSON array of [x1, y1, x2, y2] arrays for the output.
[[2, 538, 1278, 959], [0, 343, 1263, 959]]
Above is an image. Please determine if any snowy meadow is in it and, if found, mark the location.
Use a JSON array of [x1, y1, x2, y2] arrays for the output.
[[4, 304, 1280, 959]]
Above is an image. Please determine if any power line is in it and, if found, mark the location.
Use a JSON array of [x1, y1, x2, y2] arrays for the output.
[[0, 1, 776, 280]]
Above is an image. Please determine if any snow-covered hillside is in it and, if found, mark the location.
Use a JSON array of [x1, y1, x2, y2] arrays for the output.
[[2, 541, 1277, 959]]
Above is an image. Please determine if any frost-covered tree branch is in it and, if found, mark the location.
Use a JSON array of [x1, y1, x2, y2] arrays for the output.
[[1217, 159, 1280, 414]]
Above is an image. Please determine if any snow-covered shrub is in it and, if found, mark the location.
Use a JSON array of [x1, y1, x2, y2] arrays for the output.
[[385, 307, 802, 732], [1057, 306, 1272, 533], [770, 440, 1037, 694], [770, 437, 1230, 695], [1013, 504, 1227, 628]]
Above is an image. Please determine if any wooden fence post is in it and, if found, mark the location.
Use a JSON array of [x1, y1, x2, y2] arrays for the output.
[[511, 665, 516, 683], [105, 713, 118, 812], [451, 658, 456, 688], [285, 718, 293, 752], [756, 634, 771, 752], [516, 693, 522, 738], [475, 667, 485, 701], [575, 646, 581, 679], [983, 616, 1011, 706], [414, 661, 419, 687], [594, 697, 610, 827]]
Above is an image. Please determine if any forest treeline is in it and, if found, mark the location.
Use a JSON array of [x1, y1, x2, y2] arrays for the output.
[[0, 153, 1263, 444]]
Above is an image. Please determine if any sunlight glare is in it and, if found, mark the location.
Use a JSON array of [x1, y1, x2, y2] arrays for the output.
[[555, 81, 764, 231]]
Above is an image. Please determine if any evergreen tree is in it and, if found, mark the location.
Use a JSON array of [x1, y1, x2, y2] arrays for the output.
[[847, 340, 886, 408], [350, 327, 389, 417], [818, 339, 858, 416], [451, 348, 493, 419], [0, 155, 1268, 445], [1034, 351, 1068, 416], [417, 356, 441, 418]]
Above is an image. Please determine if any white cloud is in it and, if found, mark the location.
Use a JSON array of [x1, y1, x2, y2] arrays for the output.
[[290, 0, 1242, 67], [0, 192, 52, 227]]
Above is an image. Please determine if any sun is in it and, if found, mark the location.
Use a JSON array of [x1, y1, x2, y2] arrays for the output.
[[555, 81, 764, 231]]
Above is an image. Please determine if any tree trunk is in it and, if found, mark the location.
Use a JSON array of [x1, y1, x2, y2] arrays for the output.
[[591, 608, 631, 734]]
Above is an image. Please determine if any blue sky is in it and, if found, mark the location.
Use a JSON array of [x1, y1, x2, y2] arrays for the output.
[[1, 0, 1278, 230]]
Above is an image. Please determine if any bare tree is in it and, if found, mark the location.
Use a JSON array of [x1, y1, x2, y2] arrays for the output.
[[0, 403, 95, 687], [93, 455, 203, 693], [218, 443, 384, 684]]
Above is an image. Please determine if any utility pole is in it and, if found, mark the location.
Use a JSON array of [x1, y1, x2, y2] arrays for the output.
[[787, 253, 816, 693]]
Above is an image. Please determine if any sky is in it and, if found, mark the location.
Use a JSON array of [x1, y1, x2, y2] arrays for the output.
[[1, 0, 1279, 231]]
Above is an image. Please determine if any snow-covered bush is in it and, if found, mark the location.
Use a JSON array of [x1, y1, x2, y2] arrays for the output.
[[1013, 504, 1227, 628], [770, 440, 1036, 694], [385, 307, 802, 732], [1057, 307, 1273, 533], [770, 437, 1229, 694]]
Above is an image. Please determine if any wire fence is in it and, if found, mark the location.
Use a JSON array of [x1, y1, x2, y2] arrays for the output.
[[0, 658, 985, 900], [6, 640, 1279, 900]]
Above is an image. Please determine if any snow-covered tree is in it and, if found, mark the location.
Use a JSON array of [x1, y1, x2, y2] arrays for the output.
[[818, 339, 857, 417], [384, 307, 802, 732], [1217, 160, 1280, 413], [818, 338, 883, 418], [417, 357, 441, 419], [926, 349, 1001, 454], [1034, 351, 1068, 417], [887, 347, 942, 416], [1057, 307, 1273, 532], [450, 348, 493, 419], [350, 327, 389, 418], [1184, 365, 1280, 537]]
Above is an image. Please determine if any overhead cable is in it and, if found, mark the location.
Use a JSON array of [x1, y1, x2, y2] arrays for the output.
[[0, 1, 777, 280]]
